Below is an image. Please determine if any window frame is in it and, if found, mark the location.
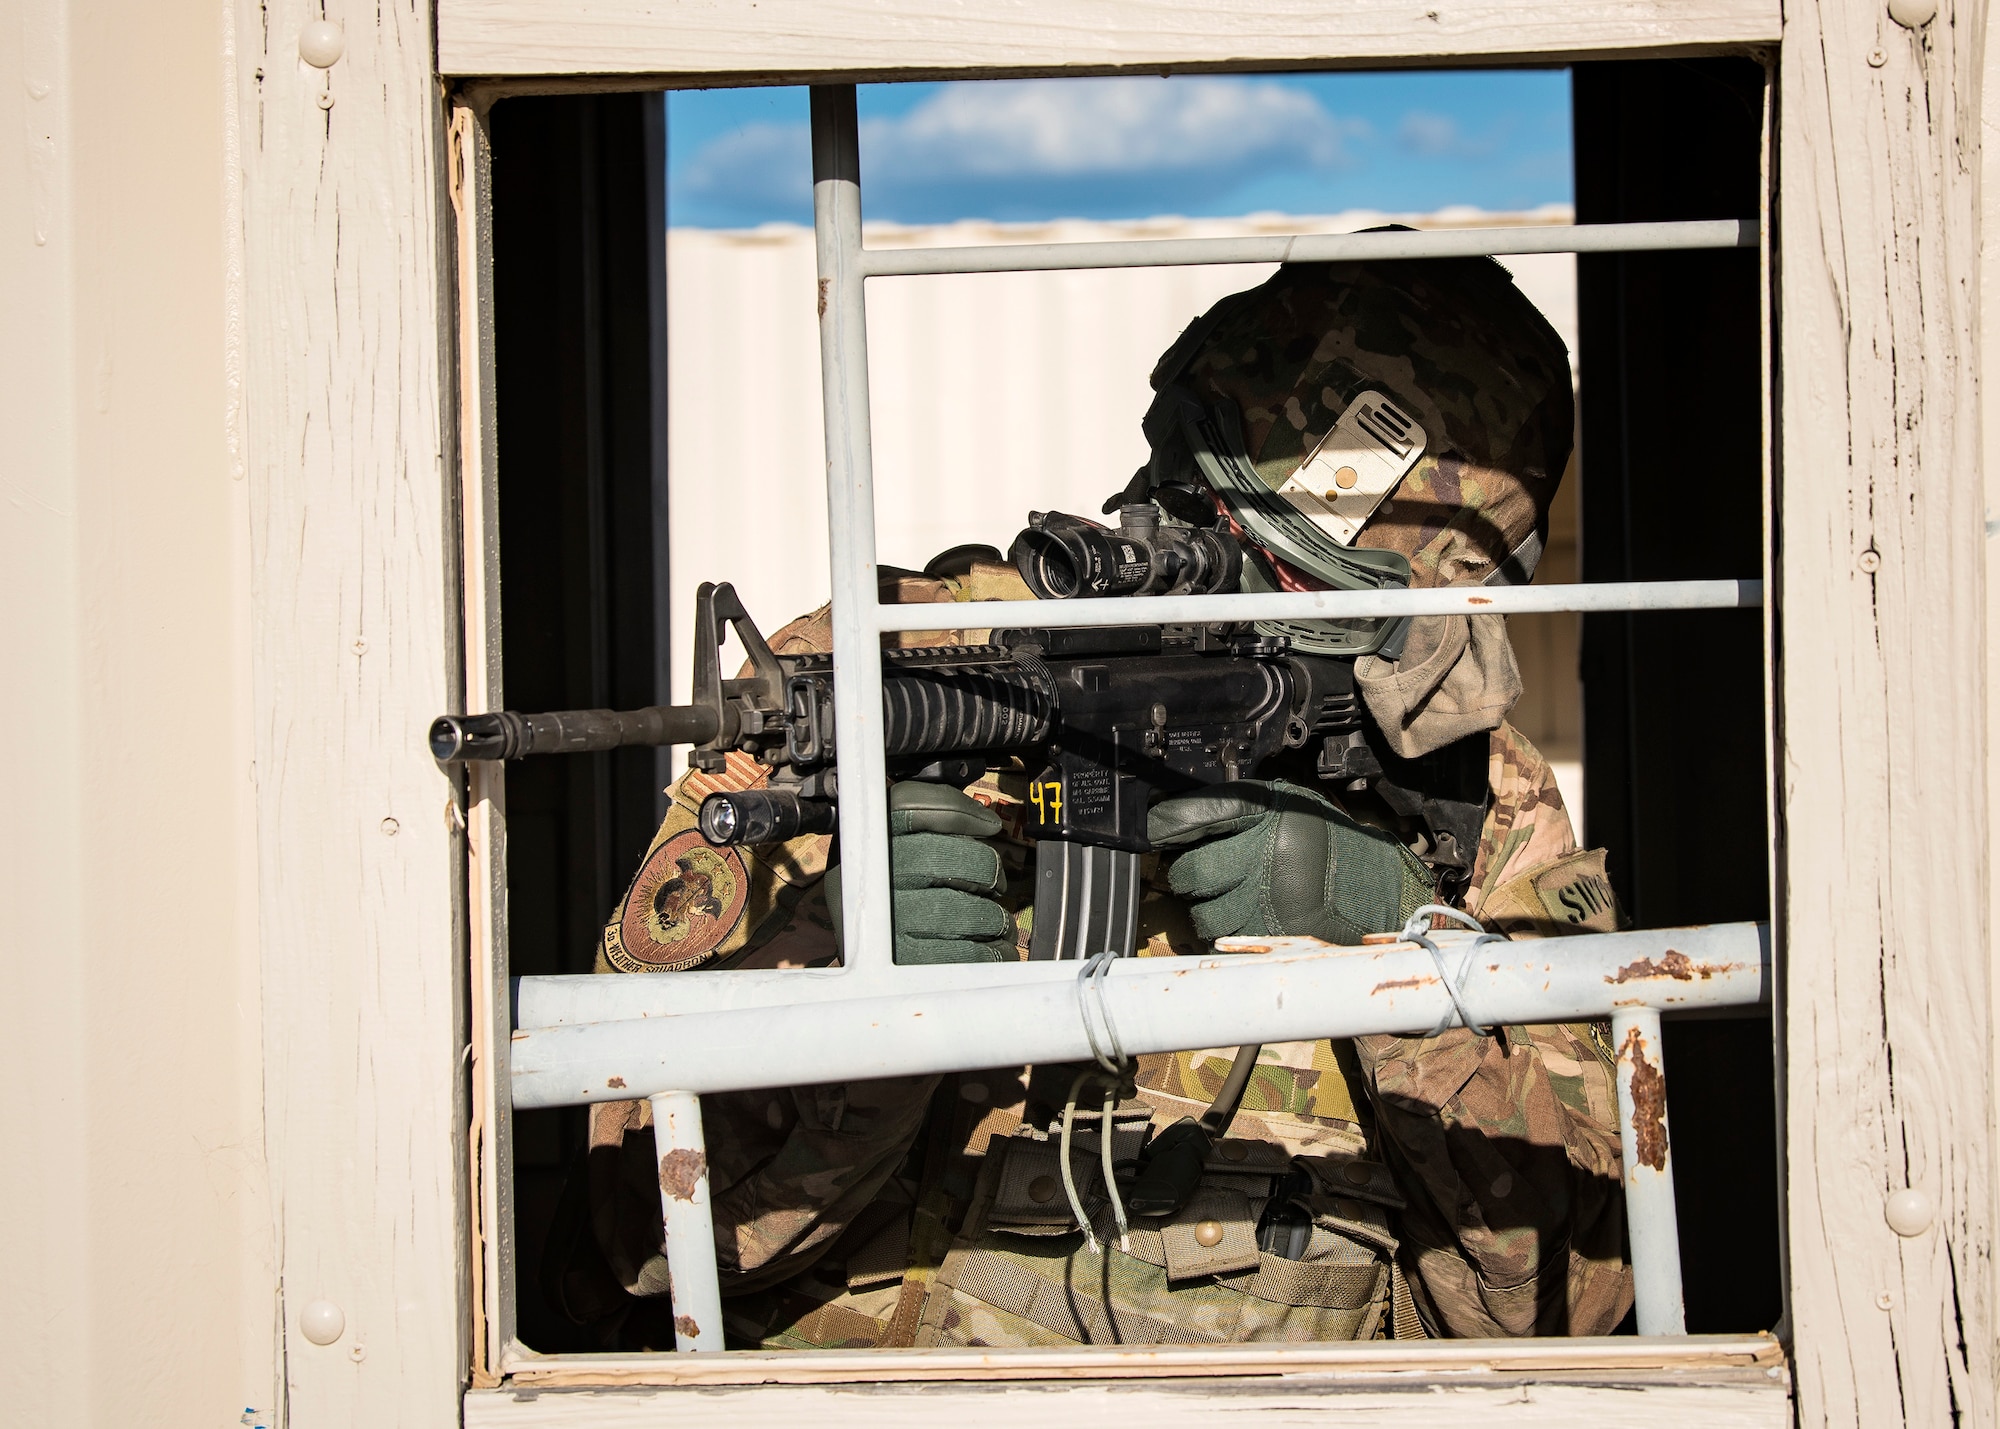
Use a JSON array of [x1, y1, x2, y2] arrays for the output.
[[283, 1, 1990, 1421], [451, 50, 1781, 1388]]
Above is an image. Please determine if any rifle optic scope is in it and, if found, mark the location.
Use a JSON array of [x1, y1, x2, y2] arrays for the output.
[[1011, 503, 1239, 601]]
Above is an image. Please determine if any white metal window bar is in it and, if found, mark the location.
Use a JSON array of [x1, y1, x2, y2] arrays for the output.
[[506, 84, 1770, 1359]]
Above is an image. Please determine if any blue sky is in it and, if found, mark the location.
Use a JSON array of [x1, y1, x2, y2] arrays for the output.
[[668, 70, 1572, 228]]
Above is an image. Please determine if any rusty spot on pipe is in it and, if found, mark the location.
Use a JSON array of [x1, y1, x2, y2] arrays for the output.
[[1466, 595, 1492, 605], [675, 1315, 701, 1340], [607, 1076, 626, 1089], [659, 1148, 708, 1201], [1372, 976, 1432, 993], [817, 279, 829, 318], [1619, 1025, 1669, 1171], [1606, 948, 1721, 984]]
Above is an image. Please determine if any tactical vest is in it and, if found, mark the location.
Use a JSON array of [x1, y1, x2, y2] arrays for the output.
[[914, 1114, 1423, 1346]]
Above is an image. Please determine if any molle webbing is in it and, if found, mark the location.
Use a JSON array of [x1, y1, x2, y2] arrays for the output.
[[916, 1134, 1395, 1347]]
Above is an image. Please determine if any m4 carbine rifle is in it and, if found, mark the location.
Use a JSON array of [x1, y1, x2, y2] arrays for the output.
[[430, 507, 1484, 960]]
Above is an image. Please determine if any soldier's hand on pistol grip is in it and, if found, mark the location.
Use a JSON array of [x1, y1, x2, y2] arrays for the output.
[[1146, 779, 1435, 947], [886, 782, 1015, 965]]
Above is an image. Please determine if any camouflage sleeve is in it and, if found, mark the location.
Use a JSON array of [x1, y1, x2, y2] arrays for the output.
[[1467, 721, 1625, 936], [1465, 720, 1580, 916], [590, 1075, 940, 1302], [596, 569, 982, 979], [599, 751, 836, 975], [587, 747, 936, 1307], [584, 574, 1006, 1316], [1351, 721, 1634, 1337], [1352, 1021, 1632, 1336]]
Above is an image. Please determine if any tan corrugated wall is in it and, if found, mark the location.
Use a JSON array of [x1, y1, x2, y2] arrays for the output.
[[0, 0, 275, 1423]]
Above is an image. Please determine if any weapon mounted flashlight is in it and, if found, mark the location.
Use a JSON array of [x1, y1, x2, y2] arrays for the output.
[[698, 788, 837, 846]]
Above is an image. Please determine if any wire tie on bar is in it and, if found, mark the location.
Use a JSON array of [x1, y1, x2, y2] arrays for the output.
[[1399, 904, 1504, 1039], [1065, 950, 1133, 1252], [1076, 949, 1130, 1076]]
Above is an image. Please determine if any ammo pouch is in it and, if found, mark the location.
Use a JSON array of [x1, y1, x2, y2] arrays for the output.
[[915, 1118, 1416, 1346]]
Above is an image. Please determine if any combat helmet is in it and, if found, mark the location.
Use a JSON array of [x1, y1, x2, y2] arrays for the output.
[[1128, 243, 1575, 656]]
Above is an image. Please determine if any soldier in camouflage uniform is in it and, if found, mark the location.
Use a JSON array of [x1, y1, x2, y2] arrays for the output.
[[546, 253, 1635, 1349]]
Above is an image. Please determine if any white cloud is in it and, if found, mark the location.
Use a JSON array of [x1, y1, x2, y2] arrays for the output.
[[676, 77, 1367, 220], [1396, 111, 1461, 158], [1395, 110, 1504, 161], [863, 77, 1362, 181], [679, 120, 812, 212]]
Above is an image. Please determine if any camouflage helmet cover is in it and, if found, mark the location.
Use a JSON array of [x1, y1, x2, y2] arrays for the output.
[[1146, 251, 1575, 597]]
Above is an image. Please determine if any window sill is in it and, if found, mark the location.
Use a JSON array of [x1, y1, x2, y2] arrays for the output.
[[469, 1333, 1788, 1426], [494, 1329, 1782, 1385]]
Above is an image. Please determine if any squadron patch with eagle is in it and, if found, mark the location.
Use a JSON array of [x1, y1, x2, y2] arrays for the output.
[[604, 827, 749, 973]]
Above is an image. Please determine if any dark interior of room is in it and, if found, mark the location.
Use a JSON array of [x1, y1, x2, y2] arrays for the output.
[[1574, 55, 1780, 1334], [489, 90, 670, 1353]]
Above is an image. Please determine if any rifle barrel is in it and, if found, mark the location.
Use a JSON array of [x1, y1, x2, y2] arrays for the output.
[[430, 704, 720, 762]]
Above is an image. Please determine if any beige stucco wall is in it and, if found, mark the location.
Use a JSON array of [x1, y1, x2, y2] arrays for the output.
[[0, 0, 275, 1424]]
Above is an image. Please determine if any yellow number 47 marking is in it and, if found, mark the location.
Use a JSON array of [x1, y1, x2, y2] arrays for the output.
[[1029, 779, 1063, 824]]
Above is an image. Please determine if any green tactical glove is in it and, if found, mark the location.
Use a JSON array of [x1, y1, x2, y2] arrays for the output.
[[824, 782, 1014, 964], [1147, 779, 1435, 946], [887, 781, 1014, 965]]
